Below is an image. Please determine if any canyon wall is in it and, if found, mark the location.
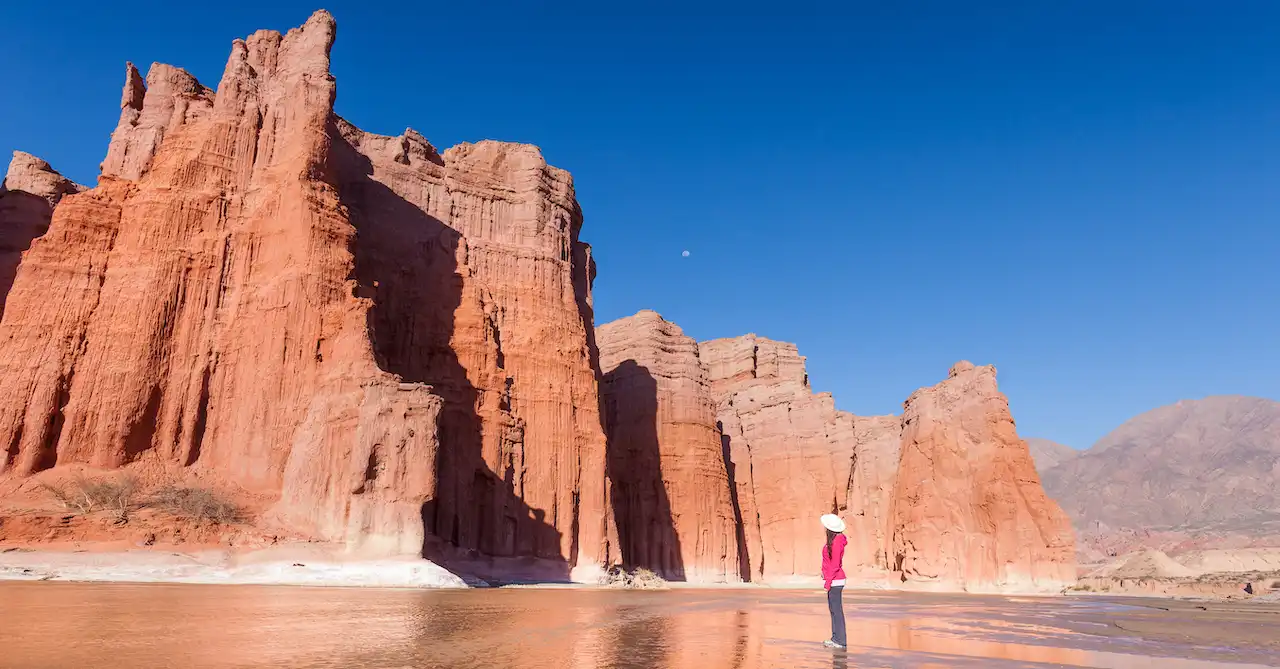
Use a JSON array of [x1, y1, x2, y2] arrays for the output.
[[0, 10, 1074, 592], [0, 11, 444, 557], [0, 152, 84, 317], [329, 117, 608, 577], [597, 311, 740, 582], [701, 335, 862, 583], [0, 11, 606, 579], [844, 414, 902, 571], [604, 327, 1072, 591], [889, 361, 1076, 591]]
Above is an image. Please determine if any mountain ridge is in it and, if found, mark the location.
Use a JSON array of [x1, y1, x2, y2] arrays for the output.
[[1040, 395, 1280, 534]]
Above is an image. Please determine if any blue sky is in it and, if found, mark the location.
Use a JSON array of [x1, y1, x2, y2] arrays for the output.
[[3, 2, 1277, 448]]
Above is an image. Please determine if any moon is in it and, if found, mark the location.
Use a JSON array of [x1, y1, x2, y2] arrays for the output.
[[681, 250, 690, 257]]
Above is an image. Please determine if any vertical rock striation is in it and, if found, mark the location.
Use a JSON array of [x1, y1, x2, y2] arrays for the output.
[[597, 310, 740, 582], [0, 11, 608, 577], [99, 62, 215, 181], [0, 10, 1075, 592], [844, 414, 901, 571], [0, 152, 84, 316], [889, 362, 1076, 592], [701, 335, 859, 582], [608, 332, 1074, 590], [0, 11, 443, 555], [329, 119, 608, 578]]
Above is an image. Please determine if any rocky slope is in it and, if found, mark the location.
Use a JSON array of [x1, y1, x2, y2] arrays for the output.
[[0, 152, 84, 317], [890, 362, 1076, 591], [596, 311, 740, 582], [1042, 396, 1280, 533], [1025, 438, 1077, 474], [0, 11, 607, 580]]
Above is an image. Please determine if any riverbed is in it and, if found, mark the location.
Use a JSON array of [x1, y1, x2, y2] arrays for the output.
[[2, 584, 1277, 668]]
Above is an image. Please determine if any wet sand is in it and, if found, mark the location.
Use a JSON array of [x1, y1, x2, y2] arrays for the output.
[[3, 584, 1277, 668]]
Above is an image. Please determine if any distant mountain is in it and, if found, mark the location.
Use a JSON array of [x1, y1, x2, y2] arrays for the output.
[[1025, 438, 1078, 475], [1041, 396, 1280, 533]]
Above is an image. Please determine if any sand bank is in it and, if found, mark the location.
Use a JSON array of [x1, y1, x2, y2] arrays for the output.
[[0, 545, 466, 588]]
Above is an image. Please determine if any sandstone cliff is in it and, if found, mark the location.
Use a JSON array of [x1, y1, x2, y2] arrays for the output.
[[701, 335, 860, 582], [0, 152, 84, 316], [0, 9, 1078, 593], [890, 362, 1076, 592], [0, 11, 607, 579], [597, 311, 740, 582], [329, 117, 608, 577], [844, 414, 901, 571]]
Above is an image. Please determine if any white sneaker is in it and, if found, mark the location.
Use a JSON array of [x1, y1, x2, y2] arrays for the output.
[[822, 639, 846, 649]]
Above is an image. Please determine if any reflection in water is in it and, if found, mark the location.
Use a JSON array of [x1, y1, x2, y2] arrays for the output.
[[0, 584, 1276, 669]]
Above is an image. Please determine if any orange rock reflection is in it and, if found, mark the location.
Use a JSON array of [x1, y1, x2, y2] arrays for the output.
[[1, 584, 1272, 669]]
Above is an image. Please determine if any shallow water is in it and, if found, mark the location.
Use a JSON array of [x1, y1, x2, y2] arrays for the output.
[[1, 584, 1276, 668]]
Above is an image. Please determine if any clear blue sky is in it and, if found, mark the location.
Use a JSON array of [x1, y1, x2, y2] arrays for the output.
[[3, 2, 1277, 449]]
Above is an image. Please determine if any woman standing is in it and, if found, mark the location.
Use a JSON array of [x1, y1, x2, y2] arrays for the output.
[[820, 513, 847, 649]]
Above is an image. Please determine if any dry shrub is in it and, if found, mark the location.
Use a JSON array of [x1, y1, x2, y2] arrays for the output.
[[150, 486, 243, 524], [630, 567, 667, 589], [40, 475, 139, 522], [605, 566, 668, 589]]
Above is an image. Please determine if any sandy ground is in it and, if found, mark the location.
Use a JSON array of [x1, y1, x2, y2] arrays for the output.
[[1074, 546, 1280, 599], [0, 545, 1079, 593], [0, 545, 466, 588]]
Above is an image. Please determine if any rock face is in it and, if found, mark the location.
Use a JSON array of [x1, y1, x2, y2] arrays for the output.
[[0, 11, 607, 578], [0, 10, 1079, 593], [890, 362, 1076, 591], [844, 414, 901, 571], [1025, 437, 1078, 474], [597, 311, 740, 582], [0, 152, 84, 316], [100, 62, 215, 181], [329, 117, 609, 576], [701, 335, 860, 582], [0, 11, 440, 556]]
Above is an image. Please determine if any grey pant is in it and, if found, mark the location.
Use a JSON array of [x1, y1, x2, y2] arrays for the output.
[[827, 585, 846, 646]]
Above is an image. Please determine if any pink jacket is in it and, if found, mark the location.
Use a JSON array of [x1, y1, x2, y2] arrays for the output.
[[821, 534, 847, 590]]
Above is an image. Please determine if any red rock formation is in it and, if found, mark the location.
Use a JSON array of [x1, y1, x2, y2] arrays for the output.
[[844, 414, 901, 571], [0, 151, 84, 316], [0, 11, 608, 578], [100, 62, 214, 181], [701, 335, 857, 583], [329, 118, 608, 578], [0, 11, 440, 555], [597, 310, 740, 583], [0, 10, 1078, 593], [702, 335, 807, 397], [889, 361, 1076, 592]]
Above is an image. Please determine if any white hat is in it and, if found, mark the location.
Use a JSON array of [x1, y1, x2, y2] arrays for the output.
[[820, 514, 845, 533]]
